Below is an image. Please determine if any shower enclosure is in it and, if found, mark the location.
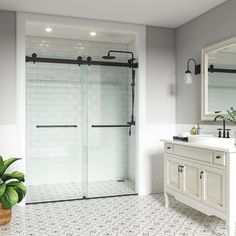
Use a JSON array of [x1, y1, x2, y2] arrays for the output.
[[26, 36, 138, 203]]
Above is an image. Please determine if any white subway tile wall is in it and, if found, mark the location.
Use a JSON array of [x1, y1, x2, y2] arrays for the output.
[[26, 36, 137, 193], [176, 124, 236, 137]]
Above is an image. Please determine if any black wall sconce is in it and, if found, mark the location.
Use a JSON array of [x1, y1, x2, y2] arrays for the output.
[[184, 58, 201, 84], [184, 57, 236, 84]]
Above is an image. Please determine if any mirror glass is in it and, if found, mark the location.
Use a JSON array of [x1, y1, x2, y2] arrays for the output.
[[202, 38, 236, 120]]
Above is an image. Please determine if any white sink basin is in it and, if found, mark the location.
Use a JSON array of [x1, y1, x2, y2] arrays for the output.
[[188, 135, 235, 148]]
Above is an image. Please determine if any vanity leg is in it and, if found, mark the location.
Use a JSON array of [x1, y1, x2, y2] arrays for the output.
[[164, 192, 169, 208], [227, 219, 235, 236]]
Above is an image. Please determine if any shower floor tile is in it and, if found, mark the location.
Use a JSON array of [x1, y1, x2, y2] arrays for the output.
[[1, 194, 226, 236], [27, 179, 136, 203]]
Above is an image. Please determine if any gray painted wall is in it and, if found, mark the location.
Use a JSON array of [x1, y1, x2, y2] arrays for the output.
[[176, 0, 236, 124], [146, 26, 176, 124], [145, 26, 176, 194], [0, 10, 16, 124]]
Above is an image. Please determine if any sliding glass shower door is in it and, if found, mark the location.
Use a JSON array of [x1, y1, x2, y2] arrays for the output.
[[86, 65, 136, 198], [26, 57, 136, 203], [26, 62, 86, 203]]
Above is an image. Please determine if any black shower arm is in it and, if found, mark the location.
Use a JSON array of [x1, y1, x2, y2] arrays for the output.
[[107, 50, 135, 61]]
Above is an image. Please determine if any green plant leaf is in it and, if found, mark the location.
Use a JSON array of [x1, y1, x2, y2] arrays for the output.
[[226, 109, 236, 123], [0, 158, 21, 176], [0, 186, 18, 208], [0, 156, 4, 175], [14, 188, 25, 203], [0, 183, 6, 198], [1, 171, 25, 182], [7, 181, 26, 196]]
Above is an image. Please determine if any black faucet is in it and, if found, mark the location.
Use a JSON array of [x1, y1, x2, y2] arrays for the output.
[[214, 112, 226, 138], [222, 119, 226, 138]]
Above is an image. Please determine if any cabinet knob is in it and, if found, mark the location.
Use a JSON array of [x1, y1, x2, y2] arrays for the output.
[[167, 146, 171, 150], [216, 156, 221, 159]]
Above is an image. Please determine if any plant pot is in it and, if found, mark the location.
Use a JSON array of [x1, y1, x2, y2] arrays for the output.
[[0, 203, 12, 225]]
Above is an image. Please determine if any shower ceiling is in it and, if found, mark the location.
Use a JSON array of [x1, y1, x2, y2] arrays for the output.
[[26, 22, 135, 44]]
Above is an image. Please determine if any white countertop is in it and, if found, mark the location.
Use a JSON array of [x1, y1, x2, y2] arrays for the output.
[[161, 139, 236, 153]]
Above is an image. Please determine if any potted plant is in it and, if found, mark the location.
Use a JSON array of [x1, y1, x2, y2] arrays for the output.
[[0, 156, 26, 225]]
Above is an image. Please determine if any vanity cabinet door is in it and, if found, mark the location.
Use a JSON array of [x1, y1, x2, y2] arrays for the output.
[[182, 161, 201, 200], [201, 165, 225, 211], [165, 157, 182, 191]]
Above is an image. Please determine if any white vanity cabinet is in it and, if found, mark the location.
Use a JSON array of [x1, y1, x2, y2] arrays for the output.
[[201, 165, 225, 211], [165, 156, 182, 191], [163, 141, 236, 236], [181, 160, 202, 200], [165, 155, 225, 210]]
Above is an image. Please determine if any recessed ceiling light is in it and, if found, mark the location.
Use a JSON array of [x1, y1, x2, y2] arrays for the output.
[[90, 32, 96, 36], [45, 27, 52, 33]]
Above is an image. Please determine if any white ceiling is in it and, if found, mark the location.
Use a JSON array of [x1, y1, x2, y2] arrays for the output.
[[0, 0, 226, 28]]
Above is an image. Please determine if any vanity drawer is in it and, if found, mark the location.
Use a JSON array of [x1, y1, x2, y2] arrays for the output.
[[213, 151, 225, 166], [165, 143, 173, 154], [173, 145, 213, 163]]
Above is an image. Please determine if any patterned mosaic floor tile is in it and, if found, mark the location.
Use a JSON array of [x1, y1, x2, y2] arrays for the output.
[[27, 179, 136, 203], [0, 194, 227, 236]]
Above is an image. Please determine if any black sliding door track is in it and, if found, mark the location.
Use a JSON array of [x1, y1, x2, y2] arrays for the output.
[[26, 55, 138, 68], [26, 193, 138, 205]]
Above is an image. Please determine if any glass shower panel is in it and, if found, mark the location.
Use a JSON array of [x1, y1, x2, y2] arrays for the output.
[[87, 65, 136, 198], [26, 62, 85, 203]]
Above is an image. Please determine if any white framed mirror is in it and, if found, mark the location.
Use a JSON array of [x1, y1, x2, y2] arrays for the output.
[[202, 36, 236, 120]]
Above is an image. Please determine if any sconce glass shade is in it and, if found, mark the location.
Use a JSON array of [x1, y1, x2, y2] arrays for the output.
[[184, 70, 193, 84]]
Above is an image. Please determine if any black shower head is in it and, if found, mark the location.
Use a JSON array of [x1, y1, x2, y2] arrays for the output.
[[102, 54, 116, 60], [103, 50, 135, 62]]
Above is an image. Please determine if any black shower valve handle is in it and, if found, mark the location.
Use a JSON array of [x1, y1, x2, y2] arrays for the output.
[[127, 119, 135, 126], [130, 119, 135, 126], [127, 119, 136, 137]]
